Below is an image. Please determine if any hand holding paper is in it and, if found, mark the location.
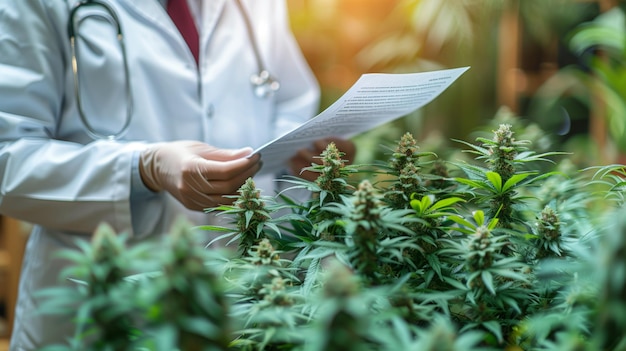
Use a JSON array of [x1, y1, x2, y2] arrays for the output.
[[253, 66, 470, 175]]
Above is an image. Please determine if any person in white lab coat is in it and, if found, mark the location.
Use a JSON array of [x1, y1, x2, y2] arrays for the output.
[[0, 0, 355, 349]]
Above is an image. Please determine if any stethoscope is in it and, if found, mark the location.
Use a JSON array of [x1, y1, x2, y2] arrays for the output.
[[67, 0, 280, 140]]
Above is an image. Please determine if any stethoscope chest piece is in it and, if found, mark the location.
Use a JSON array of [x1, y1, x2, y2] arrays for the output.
[[251, 70, 280, 98], [235, 0, 280, 99]]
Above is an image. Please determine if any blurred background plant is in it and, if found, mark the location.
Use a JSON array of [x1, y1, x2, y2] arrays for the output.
[[528, 3, 626, 165], [287, 0, 615, 166]]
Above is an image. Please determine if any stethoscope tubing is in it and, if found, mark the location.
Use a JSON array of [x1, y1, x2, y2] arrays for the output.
[[68, 0, 278, 140], [68, 0, 134, 140], [233, 0, 280, 98]]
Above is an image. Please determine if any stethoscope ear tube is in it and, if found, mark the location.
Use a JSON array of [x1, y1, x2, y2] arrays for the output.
[[67, 0, 278, 140], [68, 0, 133, 140], [68, 0, 123, 43], [234, 0, 280, 98]]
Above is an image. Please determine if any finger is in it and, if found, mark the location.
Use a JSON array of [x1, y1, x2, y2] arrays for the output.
[[174, 157, 258, 204], [179, 169, 249, 209], [194, 154, 261, 181], [203, 169, 259, 195], [298, 169, 319, 182], [289, 148, 321, 174], [187, 159, 261, 194], [197, 146, 256, 162], [290, 158, 311, 175], [181, 189, 236, 211], [313, 139, 330, 152], [294, 148, 317, 163]]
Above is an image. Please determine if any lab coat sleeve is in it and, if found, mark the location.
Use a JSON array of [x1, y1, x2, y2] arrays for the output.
[[0, 139, 149, 234], [0, 0, 148, 235], [271, 0, 321, 138]]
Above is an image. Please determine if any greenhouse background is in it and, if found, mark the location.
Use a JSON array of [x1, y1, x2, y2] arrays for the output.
[[287, 0, 623, 166], [1, 0, 625, 348]]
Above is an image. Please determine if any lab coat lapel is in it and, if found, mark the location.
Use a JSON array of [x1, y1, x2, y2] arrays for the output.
[[117, 0, 227, 65], [116, 0, 178, 38], [201, 0, 227, 37], [199, 0, 227, 60]]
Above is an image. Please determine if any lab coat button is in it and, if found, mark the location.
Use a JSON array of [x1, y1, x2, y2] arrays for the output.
[[206, 104, 214, 118]]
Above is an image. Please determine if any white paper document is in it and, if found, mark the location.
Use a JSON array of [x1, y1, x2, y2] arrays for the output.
[[253, 66, 470, 175]]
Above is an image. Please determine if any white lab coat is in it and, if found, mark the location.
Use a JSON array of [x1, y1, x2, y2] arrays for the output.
[[0, 0, 320, 349]]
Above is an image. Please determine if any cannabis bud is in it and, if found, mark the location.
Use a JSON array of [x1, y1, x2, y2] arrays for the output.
[[391, 132, 420, 175], [323, 260, 360, 298], [248, 238, 281, 266], [260, 276, 293, 307], [235, 178, 267, 231], [487, 124, 517, 181], [538, 206, 560, 241], [534, 206, 564, 258], [466, 225, 495, 274], [91, 223, 124, 262], [352, 179, 381, 224], [316, 142, 349, 194], [233, 177, 271, 255]]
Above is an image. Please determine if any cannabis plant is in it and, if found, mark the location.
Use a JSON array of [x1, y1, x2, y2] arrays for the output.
[[38, 221, 232, 351], [39, 119, 626, 351], [138, 220, 231, 351], [220, 235, 306, 350], [36, 224, 152, 351], [203, 178, 282, 256], [281, 141, 358, 241], [454, 123, 564, 229]]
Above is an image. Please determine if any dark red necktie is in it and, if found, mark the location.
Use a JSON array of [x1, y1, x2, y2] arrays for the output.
[[167, 0, 199, 64]]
